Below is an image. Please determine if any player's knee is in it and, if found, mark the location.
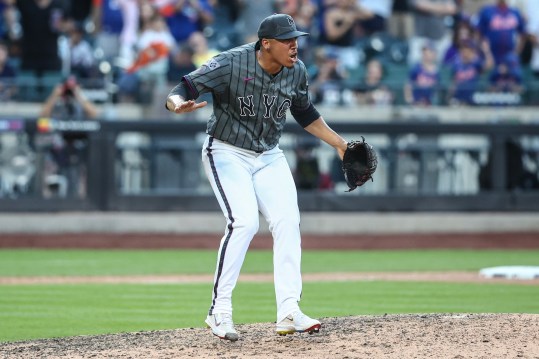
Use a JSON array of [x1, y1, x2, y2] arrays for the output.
[[268, 212, 300, 231], [231, 214, 259, 237]]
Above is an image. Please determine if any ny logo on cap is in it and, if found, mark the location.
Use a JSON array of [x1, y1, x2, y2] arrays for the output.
[[287, 15, 294, 26]]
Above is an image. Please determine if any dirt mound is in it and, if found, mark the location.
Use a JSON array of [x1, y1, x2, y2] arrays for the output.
[[1, 314, 538, 358]]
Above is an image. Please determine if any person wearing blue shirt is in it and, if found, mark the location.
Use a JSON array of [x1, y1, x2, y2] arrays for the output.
[[475, 0, 526, 65], [160, 0, 214, 43], [405, 43, 441, 106], [448, 40, 493, 105]]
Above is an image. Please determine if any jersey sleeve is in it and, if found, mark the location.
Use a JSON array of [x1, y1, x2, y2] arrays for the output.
[[290, 63, 320, 128], [179, 54, 230, 100]]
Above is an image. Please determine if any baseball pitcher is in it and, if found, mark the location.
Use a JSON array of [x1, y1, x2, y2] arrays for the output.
[[166, 13, 375, 341]]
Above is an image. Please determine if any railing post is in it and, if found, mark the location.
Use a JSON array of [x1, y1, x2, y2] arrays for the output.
[[490, 134, 507, 191], [86, 122, 116, 210]]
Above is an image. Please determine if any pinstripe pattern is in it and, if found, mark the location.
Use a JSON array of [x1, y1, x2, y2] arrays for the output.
[[205, 137, 235, 315], [183, 42, 311, 152]]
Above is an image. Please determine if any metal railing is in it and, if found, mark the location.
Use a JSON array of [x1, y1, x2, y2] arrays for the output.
[[0, 118, 538, 212]]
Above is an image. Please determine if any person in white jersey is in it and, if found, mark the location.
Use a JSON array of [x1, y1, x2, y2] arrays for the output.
[[166, 13, 351, 342]]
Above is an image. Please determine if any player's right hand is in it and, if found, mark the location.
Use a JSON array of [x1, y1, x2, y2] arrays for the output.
[[170, 99, 208, 113]]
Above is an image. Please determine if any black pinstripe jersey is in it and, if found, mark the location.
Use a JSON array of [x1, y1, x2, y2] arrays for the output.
[[182, 42, 314, 152]]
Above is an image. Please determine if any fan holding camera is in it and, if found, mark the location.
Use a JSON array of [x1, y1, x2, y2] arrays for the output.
[[39, 75, 99, 198], [40, 76, 98, 120]]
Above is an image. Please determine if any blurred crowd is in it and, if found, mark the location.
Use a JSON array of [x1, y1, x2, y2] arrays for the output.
[[1, 0, 539, 199], [0, 0, 539, 112]]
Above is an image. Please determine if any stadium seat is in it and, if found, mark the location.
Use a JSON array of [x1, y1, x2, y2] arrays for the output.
[[41, 71, 64, 95], [14, 71, 41, 102]]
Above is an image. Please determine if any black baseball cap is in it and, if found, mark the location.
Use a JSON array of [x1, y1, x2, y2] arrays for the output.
[[257, 14, 309, 40]]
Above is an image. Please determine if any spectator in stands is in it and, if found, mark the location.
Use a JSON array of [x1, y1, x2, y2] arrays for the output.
[[118, 0, 141, 65], [319, 0, 368, 69], [455, 0, 483, 18], [320, 0, 362, 47], [356, 0, 394, 37], [447, 39, 493, 106], [39, 75, 99, 198], [91, 0, 119, 52], [206, 0, 242, 50], [443, 16, 482, 66], [92, 0, 144, 69], [234, 0, 276, 43], [526, 0, 539, 77], [308, 47, 346, 104], [352, 58, 393, 106], [0, 1, 9, 39], [40, 75, 98, 120], [407, 0, 457, 66], [187, 31, 219, 68], [65, 20, 99, 81], [474, 0, 526, 66], [488, 52, 524, 98], [116, 10, 175, 103], [404, 43, 441, 106], [387, 0, 413, 40], [0, 40, 15, 100], [157, 0, 214, 44], [1, 0, 22, 54], [167, 44, 197, 85], [16, 0, 69, 76]]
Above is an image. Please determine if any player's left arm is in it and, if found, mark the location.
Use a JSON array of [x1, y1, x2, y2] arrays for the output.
[[291, 63, 347, 159], [303, 117, 348, 160], [290, 101, 348, 159]]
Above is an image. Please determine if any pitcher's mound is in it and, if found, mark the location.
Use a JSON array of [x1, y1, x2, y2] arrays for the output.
[[1, 313, 538, 358]]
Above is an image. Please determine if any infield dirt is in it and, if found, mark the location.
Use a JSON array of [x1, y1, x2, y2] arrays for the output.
[[1, 313, 538, 358]]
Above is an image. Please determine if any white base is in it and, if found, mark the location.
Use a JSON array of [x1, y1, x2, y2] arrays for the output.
[[479, 266, 539, 280]]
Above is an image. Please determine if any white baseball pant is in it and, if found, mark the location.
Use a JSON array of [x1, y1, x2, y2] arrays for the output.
[[202, 135, 303, 323]]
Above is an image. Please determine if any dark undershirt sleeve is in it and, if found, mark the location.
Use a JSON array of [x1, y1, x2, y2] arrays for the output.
[[291, 102, 321, 128]]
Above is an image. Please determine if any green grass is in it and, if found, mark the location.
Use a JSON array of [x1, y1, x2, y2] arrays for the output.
[[1, 249, 538, 276], [1, 281, 538, 343], [1, 249, 539, 343]]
